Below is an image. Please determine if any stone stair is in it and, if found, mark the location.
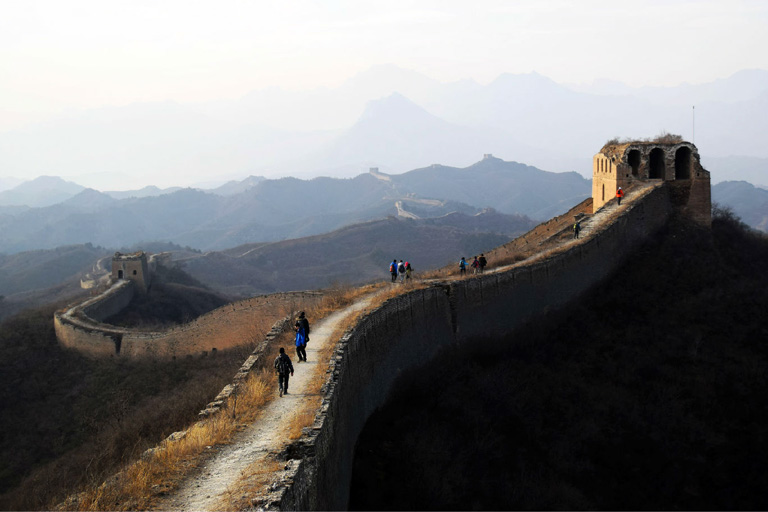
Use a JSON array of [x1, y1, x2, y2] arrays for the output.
[[578, 182, 659, 239]]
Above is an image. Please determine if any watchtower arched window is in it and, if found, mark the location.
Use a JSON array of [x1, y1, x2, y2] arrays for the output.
[[118, 270, 124, 279], [649, 148, 665, 179], [628, 149, 641, 177], [675, 146, 691, 179]]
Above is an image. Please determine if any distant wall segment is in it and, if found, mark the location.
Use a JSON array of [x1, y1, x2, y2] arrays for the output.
[[54, 289, 323, 358], [265, 184, 676, 510]]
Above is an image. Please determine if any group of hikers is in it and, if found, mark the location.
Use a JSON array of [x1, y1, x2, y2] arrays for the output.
[[276, 187, 629, 396], [459, 254, 487, 275], [273, 310, 310, 397], [389, 259, 414, 283], [574, 186, 625, 239]]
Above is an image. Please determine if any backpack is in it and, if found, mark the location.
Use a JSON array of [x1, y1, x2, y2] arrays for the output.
[[398, 263, 405, 273], [275, 354, 291, 374], [390, 263, 395, 272]]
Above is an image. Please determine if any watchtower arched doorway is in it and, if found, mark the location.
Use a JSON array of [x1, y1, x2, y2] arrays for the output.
[[118, 270, 124, 279], [675, 146, 691, 179], [649, 148, 665, 179], [628, 149, 641, 177]]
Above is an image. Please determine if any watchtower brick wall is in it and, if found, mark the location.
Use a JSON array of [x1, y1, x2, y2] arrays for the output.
[[592, 140, 711, 226], [111, 251, 151, 293]]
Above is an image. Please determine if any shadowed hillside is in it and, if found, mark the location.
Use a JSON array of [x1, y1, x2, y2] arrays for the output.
[[0, 261, 289, 511], [0, 302, 253, 511], [105, 261, 229, 329], [350, 208, 768, 510], [179, 212, 536, 297]]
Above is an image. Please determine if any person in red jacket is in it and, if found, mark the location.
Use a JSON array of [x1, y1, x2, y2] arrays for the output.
[[616, 187, 625, 206]]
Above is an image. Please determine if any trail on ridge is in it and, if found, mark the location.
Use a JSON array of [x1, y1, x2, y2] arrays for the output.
[[154, 293, 378, 511]]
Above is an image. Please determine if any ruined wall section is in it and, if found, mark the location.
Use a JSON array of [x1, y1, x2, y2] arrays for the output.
[[269, 184, 675, 511], [55, 290, 323, 358], [80, 280, 136, 322]]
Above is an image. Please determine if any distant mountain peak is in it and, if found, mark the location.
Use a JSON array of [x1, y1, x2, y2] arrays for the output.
[[357, 92, 444, 126], [0, 175, 86, 207]]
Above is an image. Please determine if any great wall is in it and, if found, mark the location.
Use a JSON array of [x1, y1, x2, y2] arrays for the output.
[[55, 140, 711, 510]]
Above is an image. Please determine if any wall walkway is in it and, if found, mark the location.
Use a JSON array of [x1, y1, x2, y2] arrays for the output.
[[54, 288, 323, 358], [264, 182, 674, 510]]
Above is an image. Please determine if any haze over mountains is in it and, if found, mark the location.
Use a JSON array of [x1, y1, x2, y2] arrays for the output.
[[0, 156, 588, 255], [1, 65, 767, 190]]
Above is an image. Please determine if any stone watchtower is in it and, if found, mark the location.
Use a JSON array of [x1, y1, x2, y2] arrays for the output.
[[111, 251, 151, 293], [592, 138, 711, 226]]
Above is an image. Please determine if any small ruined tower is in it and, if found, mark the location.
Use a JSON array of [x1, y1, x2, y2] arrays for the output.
[[111, 251, 151, 293], [592, 138, 711, 226]]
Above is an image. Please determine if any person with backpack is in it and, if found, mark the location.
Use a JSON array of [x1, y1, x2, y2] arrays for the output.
[[459, 257, 467, 275], [294, 311, 310, 362], [616, 186, 625, 206], [573, 220, 581, 239], [390, 259, 398, 282], [404, 261, 413, 283], [398, 260, 406, 283], [273, 347, 294, 397], [478, 254, 487, 273], [471, 256, 480, 274]]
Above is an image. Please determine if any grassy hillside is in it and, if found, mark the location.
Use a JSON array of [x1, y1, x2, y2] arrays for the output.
[[349, 208, 768, 510], [181, 212, 535, 297], [0, 265, 245, 511]]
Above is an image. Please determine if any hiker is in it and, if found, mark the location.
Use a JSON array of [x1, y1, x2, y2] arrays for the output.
[[478, 254, 487, 273], [459, 257, 467, 275], [294, 311, 310, 362], [573, 220, 581, 239], [390, 259, 398, 282], [616, 187, 624, 206], [398, 260, 406, 283], [405, 261, 413, 283], [471, 256, 480, 274], [273, 347, 294, 397]]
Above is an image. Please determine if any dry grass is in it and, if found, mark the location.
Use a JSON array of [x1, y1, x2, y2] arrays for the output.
[[66, 368, 273, 511], [65, 284, 377, 511], [287, 410, 317, 440], [69, 231, 580, 511], [214, 456, 284, 511], [214, 282, 429, 510]]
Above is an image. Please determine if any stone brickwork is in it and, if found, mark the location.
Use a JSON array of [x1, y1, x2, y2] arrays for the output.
[[592, 139, 710, 226], [258, 183, 677, 510]]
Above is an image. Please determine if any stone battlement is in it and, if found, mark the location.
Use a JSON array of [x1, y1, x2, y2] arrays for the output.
[[592, 138, 710, 226]]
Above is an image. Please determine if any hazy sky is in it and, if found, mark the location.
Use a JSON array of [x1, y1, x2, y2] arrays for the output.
[[2, 0, 767, 128]]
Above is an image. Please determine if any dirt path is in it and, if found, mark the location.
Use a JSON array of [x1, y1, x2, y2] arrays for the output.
[[153, 188, 654, 511], [154, 294, 377, 512]]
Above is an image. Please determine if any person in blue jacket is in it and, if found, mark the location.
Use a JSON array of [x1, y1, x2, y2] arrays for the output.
[[459, 257, 467, 275], [295, 311, 310, 362], [390, 259, 398, 282]]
